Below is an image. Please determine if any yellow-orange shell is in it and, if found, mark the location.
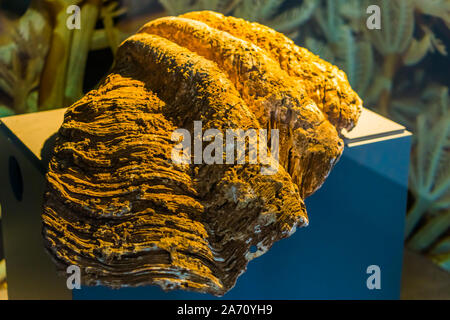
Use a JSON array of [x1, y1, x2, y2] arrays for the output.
[[42, 11, 361, 296]]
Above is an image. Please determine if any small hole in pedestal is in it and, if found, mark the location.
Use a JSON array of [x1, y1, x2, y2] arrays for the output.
[[8, 156, 23, 202]]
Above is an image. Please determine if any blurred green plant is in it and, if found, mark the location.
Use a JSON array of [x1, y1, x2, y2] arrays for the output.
[[405, 88, 449, 243], [0, 0, 153, 113], [0, 1, 51, 114], [0, 259, 5, 286]]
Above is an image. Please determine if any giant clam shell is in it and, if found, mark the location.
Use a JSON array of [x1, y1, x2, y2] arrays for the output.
[[42, 11, 361, 296]]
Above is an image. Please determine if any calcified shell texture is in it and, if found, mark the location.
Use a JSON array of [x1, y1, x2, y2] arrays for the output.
[[42, 11, 362, 296]]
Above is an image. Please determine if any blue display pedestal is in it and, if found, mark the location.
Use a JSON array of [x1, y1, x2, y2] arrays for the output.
[[0, 108, 411, 299]]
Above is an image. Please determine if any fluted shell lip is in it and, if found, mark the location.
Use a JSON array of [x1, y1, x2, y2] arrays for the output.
[[42, 10, 361, 296]]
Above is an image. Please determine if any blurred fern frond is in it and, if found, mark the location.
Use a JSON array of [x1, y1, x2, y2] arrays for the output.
[[159, 0, 239, 16], [159, 0, 318, 33], [403, 25, 448, 66], [365, 0, 415, 55], [413, 0, 450, 26], [0, 259, 5, 285], [0, 3, 51, 115], [315, 0, 344, 43], [405, 89, 450, 243], [0, 23, 48, 114], [266, 0, 319, 33]]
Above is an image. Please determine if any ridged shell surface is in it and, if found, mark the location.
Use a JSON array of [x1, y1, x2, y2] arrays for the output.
[[42, 11, 362, 296]]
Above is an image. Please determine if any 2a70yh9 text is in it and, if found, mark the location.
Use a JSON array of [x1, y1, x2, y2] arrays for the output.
[[220, 304, 273, 316]]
